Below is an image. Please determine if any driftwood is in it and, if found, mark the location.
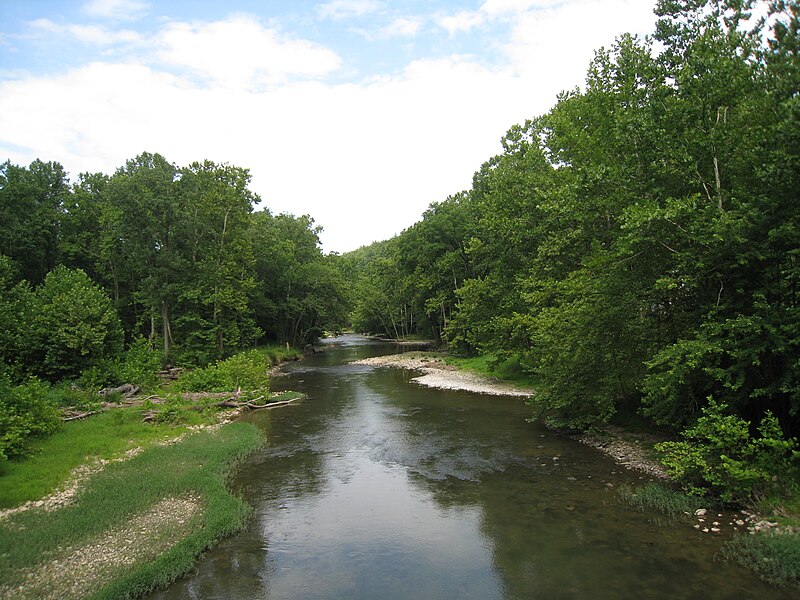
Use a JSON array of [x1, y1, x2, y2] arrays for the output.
[[98, 383, 140, 398], [61, 409, 101, 421], [140, 394, 302, 422]]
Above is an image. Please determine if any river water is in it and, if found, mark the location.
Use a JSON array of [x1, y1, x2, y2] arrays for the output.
[[149, 335, 793, 600]]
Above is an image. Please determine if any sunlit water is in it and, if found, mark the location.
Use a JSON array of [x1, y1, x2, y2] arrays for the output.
[[148, 335, 793, 600]]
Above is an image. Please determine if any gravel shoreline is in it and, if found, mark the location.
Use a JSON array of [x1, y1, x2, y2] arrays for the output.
[[352, 353, 533, 397]]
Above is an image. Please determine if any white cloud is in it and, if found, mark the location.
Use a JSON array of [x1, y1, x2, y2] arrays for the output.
[[378, 17, 424, 38], [156, 16, 341, 89], [479, 0, 562, 16], [0, 2, 658, 252], [82, 0, 149, 21], [28, 18, 142, 45], [501, 0, 655, 88], [316, 0, 384, 21], [436, 11, 485, 35]]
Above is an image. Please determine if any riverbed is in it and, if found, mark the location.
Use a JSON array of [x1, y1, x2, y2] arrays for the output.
[[147, 334, 793, 600]]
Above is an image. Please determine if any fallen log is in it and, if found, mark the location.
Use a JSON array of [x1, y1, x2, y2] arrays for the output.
[[61, 410, 101, 422]]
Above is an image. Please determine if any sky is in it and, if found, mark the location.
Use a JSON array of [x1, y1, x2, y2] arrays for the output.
[[0, 0, 658, 253]]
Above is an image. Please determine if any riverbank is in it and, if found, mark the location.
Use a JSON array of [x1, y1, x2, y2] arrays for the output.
[[353, 352, 533, 397], [0, 421, 264, 599]]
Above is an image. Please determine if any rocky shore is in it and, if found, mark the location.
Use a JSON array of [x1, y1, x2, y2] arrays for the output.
[[352, 353, 532, 397]]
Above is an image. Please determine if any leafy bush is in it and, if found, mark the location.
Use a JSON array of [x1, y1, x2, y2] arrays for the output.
[[175, 350, 270, 393], [113, 337, 163, 390], [655, 399, 799, 504], [0, 376, 61, 460], [28, 266, 123, 380]]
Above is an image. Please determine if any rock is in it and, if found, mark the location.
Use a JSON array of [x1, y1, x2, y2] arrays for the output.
[[694, 509, 707, 517], [710, 527, 721, 533]]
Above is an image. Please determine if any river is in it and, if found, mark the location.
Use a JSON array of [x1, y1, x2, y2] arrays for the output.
[[148, 334, 793, 599]]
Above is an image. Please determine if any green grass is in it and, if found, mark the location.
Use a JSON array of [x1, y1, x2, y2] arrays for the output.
[[618, 482, 721, 519], [724, 531, 800, 589], [258, 344, 302, 365], [0, 409, 201, 509], [0, 422, 264, 599], [443, 353, 539, 388]]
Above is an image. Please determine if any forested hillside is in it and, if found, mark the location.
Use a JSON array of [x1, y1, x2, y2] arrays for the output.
[[348, 0, 800, 451]]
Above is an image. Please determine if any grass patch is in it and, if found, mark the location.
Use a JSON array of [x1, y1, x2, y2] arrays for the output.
[[443, 353, 539, 388], [0, 422, 264, 599], [618, 482, 721, 519], [0, 409, 201, 509], [259, 344, 302, 365], [724, 531, 800, 589]]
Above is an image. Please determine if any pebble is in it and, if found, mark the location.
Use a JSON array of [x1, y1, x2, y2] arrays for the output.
[[694, 509, 707, 517]]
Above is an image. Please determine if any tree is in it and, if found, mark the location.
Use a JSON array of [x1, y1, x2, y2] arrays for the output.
[[28, 266, 123, 380], [0, 159, 68, 285]]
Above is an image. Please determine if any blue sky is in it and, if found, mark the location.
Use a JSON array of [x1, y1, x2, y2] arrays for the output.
[[0, 0, 657, 252]]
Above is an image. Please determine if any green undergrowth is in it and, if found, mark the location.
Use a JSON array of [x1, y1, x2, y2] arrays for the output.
[[0, 422, 264, 599], [618, 481, 721, 519], [0, 408, 204, 509], [443, 353, 539, 389], [724, 530, 800, 589]]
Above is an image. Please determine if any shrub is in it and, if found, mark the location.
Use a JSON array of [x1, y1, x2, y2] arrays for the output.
[[113, 337, 163, 390], [28, 266, 123, 380], [175, 350, 270, 393], [655, 398, 798, 504], [0, 376, 61, 460]]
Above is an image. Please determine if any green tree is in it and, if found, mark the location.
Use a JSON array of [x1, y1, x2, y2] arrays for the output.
[[28, 266, 123, 380], [0, 159, 68, 285]]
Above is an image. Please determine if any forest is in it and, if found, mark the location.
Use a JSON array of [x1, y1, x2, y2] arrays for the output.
[[0, 152, 351, 458], [347, 0, 800, 499]]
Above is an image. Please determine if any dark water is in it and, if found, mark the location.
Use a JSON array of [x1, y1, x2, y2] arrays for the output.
[[149, 335, 792, 600]]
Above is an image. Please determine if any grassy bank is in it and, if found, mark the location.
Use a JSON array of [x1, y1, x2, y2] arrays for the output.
[[0, 409, 209, 509], [441, 353, 540, 389], [0, 421, 264, 599], [618, 481, 800, 589]]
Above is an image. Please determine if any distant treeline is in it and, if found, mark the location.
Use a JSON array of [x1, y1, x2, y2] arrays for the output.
[[346, 1, 800, 437], [0, 152, 351, 381]]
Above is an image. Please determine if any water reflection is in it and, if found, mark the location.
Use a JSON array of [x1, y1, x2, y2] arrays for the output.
[[148, 335, 794, 600]]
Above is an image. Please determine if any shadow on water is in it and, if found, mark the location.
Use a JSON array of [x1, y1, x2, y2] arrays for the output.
[[147, 334, 794, 600]]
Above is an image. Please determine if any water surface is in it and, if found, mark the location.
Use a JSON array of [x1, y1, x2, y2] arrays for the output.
[[149, 335, 792, 599]]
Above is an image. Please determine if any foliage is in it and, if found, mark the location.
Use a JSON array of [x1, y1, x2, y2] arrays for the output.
[[724, 531, 800, 589], [0, 376, 61, 461], [655, 399, 799, 503], [27, 266, 124, 380], [111, 337, 164, 390], [174, 349, 270, 393]]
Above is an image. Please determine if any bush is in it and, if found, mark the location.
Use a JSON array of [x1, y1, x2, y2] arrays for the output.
[[113, 337, 163, 390], [175, 350, 270, 393], [28, 266, 123, 380], [0, 376, 61, 460], [655, 398, 798, 504]]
